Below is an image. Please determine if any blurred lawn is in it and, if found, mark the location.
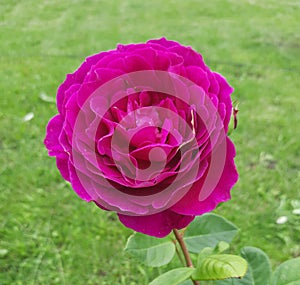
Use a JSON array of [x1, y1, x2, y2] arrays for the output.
[[0, 0, 300, 284]]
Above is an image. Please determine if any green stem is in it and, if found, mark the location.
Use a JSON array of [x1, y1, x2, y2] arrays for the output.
[[173, 229, 200, 285]]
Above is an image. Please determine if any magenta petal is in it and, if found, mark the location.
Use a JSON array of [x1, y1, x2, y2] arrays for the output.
[[117, 43, 158, 53], [185, 66, 210, 92], [169, 45, 207, 69], [68, 161, 92, 201], [118, 210, 194, 237], [44, 115, 64, 155], [213, 72, 234, 101], [130, 126, 159, 147], [65, 91, 80, 129], [56, 52, 108, 114], [57, 74, 76, 115], [122, 54, 153, 72], [56, 154, 70, 181], [147, 37, 181, 48], [207, 71, 220, 94], [94, 201, 109, 211], [214, 72, 234, 131], [171, 138, 238, 215], [76, 52, 110, 83], [135, 48, 170, 70]]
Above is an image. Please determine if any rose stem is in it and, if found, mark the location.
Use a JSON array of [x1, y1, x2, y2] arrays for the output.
[[173, 229, 200, 285], [174, 242, 185, 265]]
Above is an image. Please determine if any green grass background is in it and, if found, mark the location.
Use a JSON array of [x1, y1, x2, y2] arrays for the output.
[[1, 0, 299, 284]]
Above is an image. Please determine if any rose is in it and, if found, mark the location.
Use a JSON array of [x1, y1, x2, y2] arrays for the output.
[[44, 38, 238, 237]]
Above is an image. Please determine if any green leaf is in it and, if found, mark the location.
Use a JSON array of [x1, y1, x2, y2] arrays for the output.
[[149, 268, 195, 285], [192, 254, 248, 281], [213, 247, 272, 285], [198, 247, 215, 261], [213, 273, 253, 284], [179, 281, 193, 285], [241, 246, 272, 285], [124, 232, 175, 267], [196, 242, 230, 268], [184, 213, 239, 254], [272, 257, 300, 285], [215, 242, 230, 254]]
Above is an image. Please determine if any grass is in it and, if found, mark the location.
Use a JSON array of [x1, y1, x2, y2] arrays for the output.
[[1, 0, 300, 284]]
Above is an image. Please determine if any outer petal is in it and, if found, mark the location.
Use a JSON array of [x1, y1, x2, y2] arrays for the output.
[[213, 72, 234, 132], [68, 161, 93, 201], [44, 115, 64, 156], [56, 154, 70, 181], [118, 210, 194, 238], [147, 37, 181, 48], [169, 45, 207, 70], [171, 138, 238, 215], [57, 52, 110, 114]]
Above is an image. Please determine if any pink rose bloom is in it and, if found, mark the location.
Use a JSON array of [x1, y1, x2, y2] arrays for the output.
[[44, 38, 238, 237]]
